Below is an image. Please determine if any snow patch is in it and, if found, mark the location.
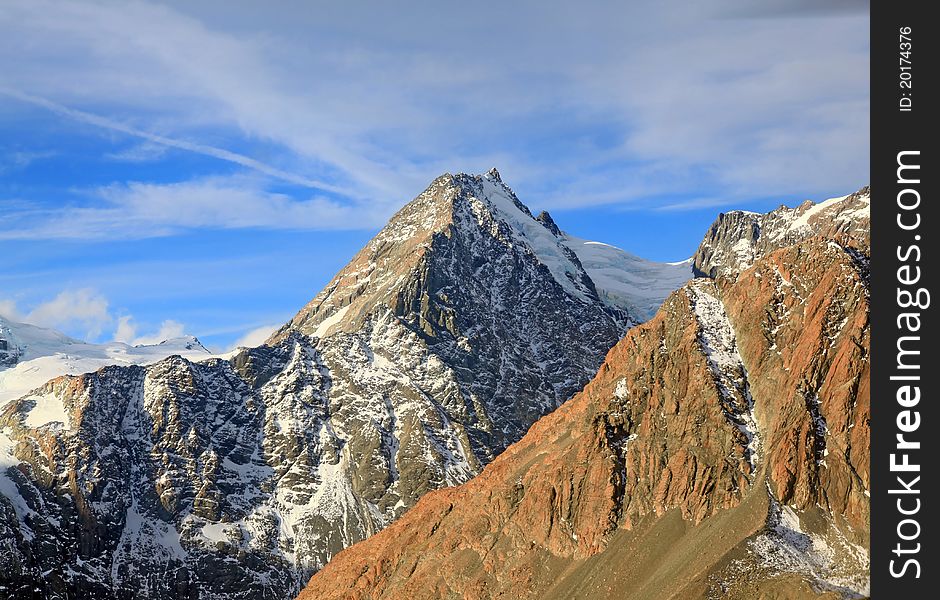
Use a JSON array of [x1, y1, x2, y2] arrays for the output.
[[564, 236, 692, 320], [614, 378, 630, 401], [788, 194, 849, 233], [749, 495, 869, 598], [201, 521, 236, 544], [312, 304, 352, 338], [0, 428, 37, 535], [24, 392, 71, 431]]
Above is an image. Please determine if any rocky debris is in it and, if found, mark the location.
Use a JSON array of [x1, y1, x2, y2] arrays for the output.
[[0, 340, 17, 369], [0, 171, 688, 600], [299, 190, 870, 600], [535, 211, 563, 236]]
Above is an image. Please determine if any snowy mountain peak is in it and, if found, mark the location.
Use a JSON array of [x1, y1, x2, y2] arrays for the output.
[[154, 335, 209, 353], [279, 171, 607, 342], [275, 170, 696, 344]]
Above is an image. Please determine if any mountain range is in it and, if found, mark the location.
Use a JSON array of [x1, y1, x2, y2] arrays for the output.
[[301, 186, 871, 600], [0, 318, 211, 408], [0, 170, 689, 599], [0, 172, 870, 600]]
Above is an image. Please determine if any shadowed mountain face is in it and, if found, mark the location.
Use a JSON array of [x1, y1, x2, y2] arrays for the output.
[[299, 189, 870, 600], [0, 171, 689, 600]]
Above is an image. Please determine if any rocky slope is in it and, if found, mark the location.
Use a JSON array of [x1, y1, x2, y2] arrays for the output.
[[0, 170, 689, 600], [299, 188, 870, 600]]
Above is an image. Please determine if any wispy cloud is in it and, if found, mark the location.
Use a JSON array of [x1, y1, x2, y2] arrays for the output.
[[230, 324, 280, 350], [113, 316, 186, 345], [0, 149, 56, 174], [0, 299, 22, 321], [1, 88, 351, 195], [0, 0, 869, 216], [104, 142, 169, 162], [3, 288, 112, 339], [0, 176, 390, 240]]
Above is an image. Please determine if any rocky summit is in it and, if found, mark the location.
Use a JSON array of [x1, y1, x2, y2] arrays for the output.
[[0, 171, 690, 600], [693, 186, 870, 279], [299, 188, 870, 600]]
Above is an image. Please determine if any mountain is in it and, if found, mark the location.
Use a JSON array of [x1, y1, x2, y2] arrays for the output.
[[693, 186, 870, 278], [299, 188, 870, 600], [0, 317, 210, 408], [0, 170, 689, 600]]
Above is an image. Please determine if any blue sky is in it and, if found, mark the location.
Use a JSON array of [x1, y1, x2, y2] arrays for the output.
[[0, 0, 869, 351]]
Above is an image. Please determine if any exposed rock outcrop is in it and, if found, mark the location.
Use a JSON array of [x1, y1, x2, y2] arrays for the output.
[[693, 186, 870, 278]]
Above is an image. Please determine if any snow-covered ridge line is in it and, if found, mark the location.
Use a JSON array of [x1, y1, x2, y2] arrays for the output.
[[473, 170, 691, 321], [0, 316, 210, 408], [474, 172, 597, 305]]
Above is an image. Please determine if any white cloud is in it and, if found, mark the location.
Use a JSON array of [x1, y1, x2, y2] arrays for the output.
[[112, 315, 191, 345], [0, 299, 23, 321], [113, 315, 137, 343], [19, 288, 112, 339], [2, 290, 191, 345], [128, 319, 186, 346], [0, 176, 390, 240], [231, 324, 280, 350]]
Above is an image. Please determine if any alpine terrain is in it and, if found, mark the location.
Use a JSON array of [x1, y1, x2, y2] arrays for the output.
[[0, 317, 211, 408], [300, 188, 871, 599], [0, 170, 690, 600]]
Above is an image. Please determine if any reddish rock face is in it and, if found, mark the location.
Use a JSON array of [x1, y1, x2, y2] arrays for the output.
[[299, 194, 870, 600], [726, 239, 869, 532]]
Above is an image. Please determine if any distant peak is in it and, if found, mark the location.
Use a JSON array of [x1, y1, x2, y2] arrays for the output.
[[155, 335, 210, 353], [484, 167, 502, 182]]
